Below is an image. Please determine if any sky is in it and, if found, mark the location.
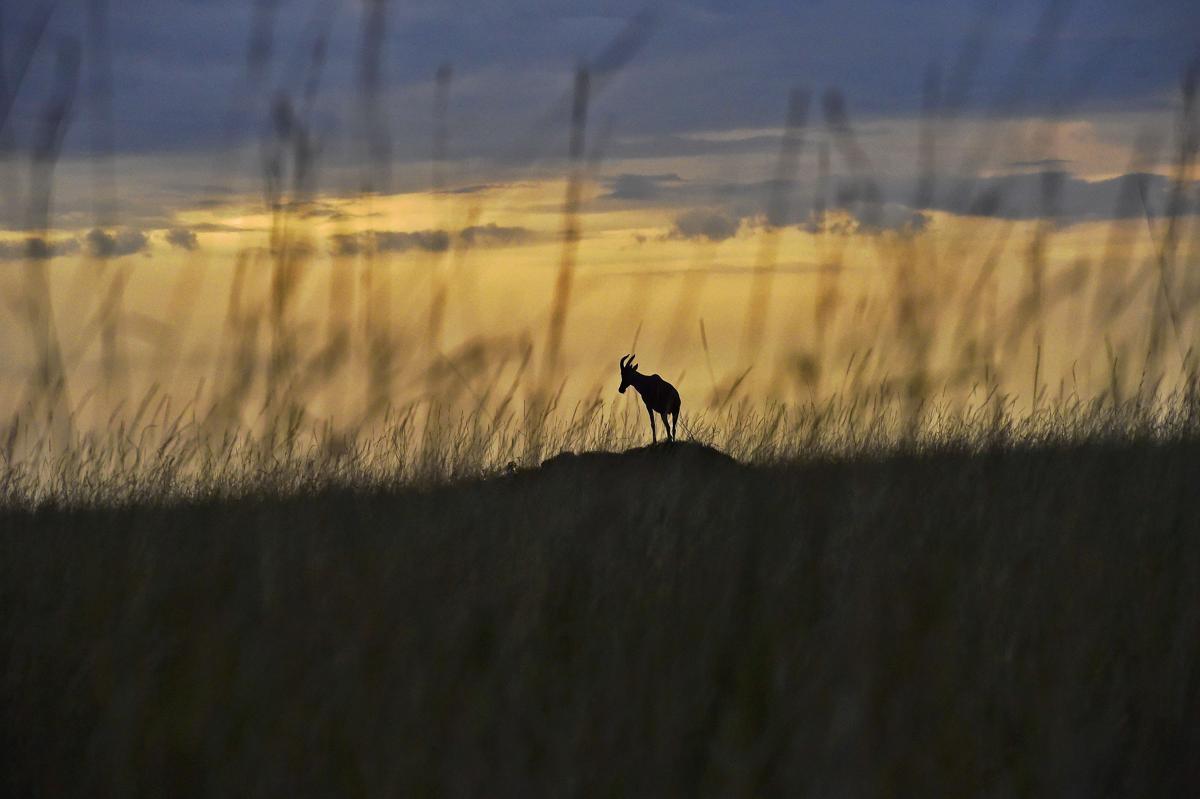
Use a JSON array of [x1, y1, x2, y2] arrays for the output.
[[3, 0, 1196, 219], [1, 0, 1198, 419]]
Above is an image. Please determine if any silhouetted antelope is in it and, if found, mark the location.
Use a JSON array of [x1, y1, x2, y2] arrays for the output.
[[618, 354, 681, 443]]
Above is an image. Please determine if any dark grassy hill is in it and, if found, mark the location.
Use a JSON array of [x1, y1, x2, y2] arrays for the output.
[[3, 439, 1200, 796]]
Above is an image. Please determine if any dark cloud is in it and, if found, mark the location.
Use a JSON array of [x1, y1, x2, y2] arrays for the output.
[[1, 0, 1194, 244], [331, 224, 536, 256], [329, 235, 359, 257], [603, 134, 792, 161], [804, 204, 931, 237], [594, 262, 837, 279], [809, 170, 1196, 230], [1005, 158, 1073, 171], [165, 228, 199, 250], [0, 237, 81, 261], [602, 173, 684, 201], [606, 163, 1198, 238], [771, 170, 1196, 230], [7, 0, 1191, 164], [458, 223, 535, 247], [300, 207, 347, 220], [375, 230, 452, 254], [330, 230, 446, 257], [437, 184, 501, 195], [84, 229, 150, 258], [925, 171, 1196, 223], [670, 209, 740, 241], [2, 231, 155, 260]]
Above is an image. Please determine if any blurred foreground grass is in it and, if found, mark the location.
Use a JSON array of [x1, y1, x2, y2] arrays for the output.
[[3, 397, 1200, 796]]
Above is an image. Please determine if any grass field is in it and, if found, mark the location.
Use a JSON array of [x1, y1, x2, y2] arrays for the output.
[[4, 424, 1200, 796]]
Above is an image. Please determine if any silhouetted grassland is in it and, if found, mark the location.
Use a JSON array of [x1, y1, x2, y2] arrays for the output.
[[3, 431, 1199, 796]]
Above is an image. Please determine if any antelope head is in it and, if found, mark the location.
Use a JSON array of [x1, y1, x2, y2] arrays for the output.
[[618, 353, 638, 393]]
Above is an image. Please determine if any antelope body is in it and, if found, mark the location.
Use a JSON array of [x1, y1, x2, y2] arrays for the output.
[[618, 354, 681, 443]]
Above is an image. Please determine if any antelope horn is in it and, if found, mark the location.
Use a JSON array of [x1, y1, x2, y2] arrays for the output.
[[620, 354, 631, 368]]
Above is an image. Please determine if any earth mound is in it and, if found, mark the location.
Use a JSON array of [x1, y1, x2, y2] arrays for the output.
[[538, 440, 740, 474]]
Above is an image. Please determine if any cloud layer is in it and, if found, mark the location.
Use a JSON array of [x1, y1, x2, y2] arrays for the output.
[[3, 0, 1194, 164], [670, 210, 740, 241], [330, 223, 536, 257], [0, 229, 152, 261], [84, 229, 149, 258], [612, 166, 1198, 243]]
